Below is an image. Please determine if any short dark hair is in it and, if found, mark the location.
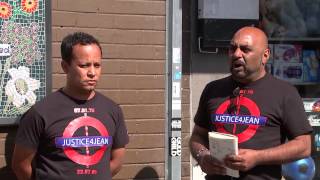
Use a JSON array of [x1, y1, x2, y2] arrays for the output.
[[61, 32, 102, 64]]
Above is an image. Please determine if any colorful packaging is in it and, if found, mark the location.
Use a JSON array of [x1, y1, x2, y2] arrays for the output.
[[273, 62, 303, 83], [303, 50, 320, 82], [274, 44, 302, 63]]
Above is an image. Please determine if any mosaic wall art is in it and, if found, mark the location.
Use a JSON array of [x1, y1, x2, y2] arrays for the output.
[[0, 0, 48, 121]]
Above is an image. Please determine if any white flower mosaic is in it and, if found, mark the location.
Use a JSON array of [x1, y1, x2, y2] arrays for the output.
[[5, 66, 40, 107]]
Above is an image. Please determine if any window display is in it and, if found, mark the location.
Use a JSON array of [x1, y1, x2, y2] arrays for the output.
[[259, 1, 320, 179], [260, 0, 320, 39], [259, 0, 320, 85]]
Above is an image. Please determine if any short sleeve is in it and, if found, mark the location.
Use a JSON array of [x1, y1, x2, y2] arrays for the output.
[[194, 84, 211, 129], [112, 105, 129, 149], [15, 107, 44, 150], [282, 87, 313, 139]]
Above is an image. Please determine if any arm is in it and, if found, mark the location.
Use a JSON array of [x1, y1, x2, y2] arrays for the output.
[[189, 125, 209, 159], [225, 134, 311, 171], [12, 144, 36, 180], [110, 147, 126, 176], [189, 125, 226, 175]]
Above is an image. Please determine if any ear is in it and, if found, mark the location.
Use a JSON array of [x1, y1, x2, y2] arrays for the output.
[[262, 48, 270, 65], [61, 60, 69, 73]]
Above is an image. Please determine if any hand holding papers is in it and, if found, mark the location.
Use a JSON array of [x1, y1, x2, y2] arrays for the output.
[[208, 131, 239, 178]]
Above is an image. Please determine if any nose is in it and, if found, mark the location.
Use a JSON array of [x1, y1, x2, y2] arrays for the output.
[[231, 47, 242, 59], [87, 66, 96, 77]]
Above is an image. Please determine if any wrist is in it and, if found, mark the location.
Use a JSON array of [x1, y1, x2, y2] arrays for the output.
[[195, 148, 210, 164]]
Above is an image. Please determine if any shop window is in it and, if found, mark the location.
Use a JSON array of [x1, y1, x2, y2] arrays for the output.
[[260, 1, 320, 178], [260, 0, 320, 88], [197, 0, 259, 52]]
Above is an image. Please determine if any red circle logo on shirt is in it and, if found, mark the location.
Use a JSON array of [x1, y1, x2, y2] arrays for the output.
[[62, 116, 109, 166], [215, 97, 261, 143]]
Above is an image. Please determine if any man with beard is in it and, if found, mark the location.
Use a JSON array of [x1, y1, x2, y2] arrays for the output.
[[189, 27, 312, 180]]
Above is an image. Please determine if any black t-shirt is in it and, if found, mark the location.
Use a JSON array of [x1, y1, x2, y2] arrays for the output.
[[194, 74, 313, 180], [15, 89, 129, 180]]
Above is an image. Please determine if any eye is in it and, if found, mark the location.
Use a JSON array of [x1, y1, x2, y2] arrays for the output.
[[240, 46, 251, 53], [79, 64, 89, 68], [94, 63, 101, 68], [241, 48, 249, 53], [228, 45, 237, 53]]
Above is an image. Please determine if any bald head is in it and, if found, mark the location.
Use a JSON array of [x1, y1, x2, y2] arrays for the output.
[[232, 26, 269, 50], [229, 26, 270, 84]]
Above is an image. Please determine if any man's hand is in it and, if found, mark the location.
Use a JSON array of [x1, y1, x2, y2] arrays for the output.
[[224, 149, 259, 171], [198, 150, 227, 176], [110, 148, 126, 176], [189, 125, 228, 176], [225, 134, 311, 172]]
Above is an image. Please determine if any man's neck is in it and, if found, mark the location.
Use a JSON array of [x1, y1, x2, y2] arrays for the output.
[[233, 71, 266, 85], [62, 87, 95, 100]]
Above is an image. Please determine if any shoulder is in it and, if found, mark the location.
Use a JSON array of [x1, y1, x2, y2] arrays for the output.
[[18, 91, 64, 123], [27, 90, 70, 117], [201, 76, 233, 96], [94, 91, 122, 110], [262, 75, 302, 105], [205, 76, 233, 89], [94, 92, 125, 123], [264, 74, 298, 92], [32, 90, 64, 109], [95, 92, 118, 105]]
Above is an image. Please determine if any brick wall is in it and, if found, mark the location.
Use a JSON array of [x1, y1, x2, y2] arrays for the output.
[[0, 0, 169, 179], [52, 0, 167, 179]]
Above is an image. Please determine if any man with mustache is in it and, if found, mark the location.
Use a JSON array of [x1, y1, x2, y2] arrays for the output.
[[189, 26, 312, 180], [12, 32, 129, 180]]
